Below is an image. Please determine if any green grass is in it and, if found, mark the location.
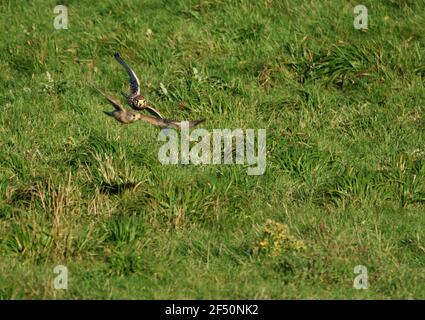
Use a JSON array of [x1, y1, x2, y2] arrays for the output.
[[1, 0, 425, 299]]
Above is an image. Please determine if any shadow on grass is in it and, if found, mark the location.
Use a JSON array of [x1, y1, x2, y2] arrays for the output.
[[98, 182, 139, 195]]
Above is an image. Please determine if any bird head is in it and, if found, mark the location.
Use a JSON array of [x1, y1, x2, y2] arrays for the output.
[[136, 97, 148, 108], [127, 111, 142, 122]]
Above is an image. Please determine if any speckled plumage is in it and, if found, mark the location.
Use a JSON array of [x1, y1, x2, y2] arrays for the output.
[[95, 87, 205, 129], [114, 52, 164, 119]]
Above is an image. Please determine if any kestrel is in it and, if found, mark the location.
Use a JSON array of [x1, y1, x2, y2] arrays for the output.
[[95, 87, 205, 129], [114, 52, 163, 118]]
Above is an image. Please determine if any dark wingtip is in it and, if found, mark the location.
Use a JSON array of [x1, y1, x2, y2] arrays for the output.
[[192, 119, 206, 127], [103, 111, 114, 117], [114, 52, 121, 59]]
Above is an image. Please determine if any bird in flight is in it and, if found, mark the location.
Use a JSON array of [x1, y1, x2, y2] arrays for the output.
[[95, 53, 205, 129], [95, 87, 205, 129], [114, 52, 164, 119]]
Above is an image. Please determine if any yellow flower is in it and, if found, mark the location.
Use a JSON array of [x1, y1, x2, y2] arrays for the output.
[[253, 219, 306, 257]]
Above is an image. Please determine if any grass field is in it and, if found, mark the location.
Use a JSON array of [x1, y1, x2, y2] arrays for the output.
[[1, 0, 425, 299]]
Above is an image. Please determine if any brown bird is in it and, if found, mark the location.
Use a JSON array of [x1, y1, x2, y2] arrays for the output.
[[95, 87, 205, 129], [114, 52, 164, 118]]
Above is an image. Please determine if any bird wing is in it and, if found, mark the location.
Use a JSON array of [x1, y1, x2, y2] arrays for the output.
[[114, 52, 140, 95], [144, 105, 164, 119], [138, 115, 170, 127], [166, 118, 206, 129], [138, 115, 206, 129], [94, 87, 125, 111]]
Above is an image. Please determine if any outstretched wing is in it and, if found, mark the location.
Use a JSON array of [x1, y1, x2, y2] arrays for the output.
[[138, 115, 206, 129], [144, 105, 164, 119], [94, 87, 124, 111], [114, 52, 140, 95], [165, 118, 206, 129]]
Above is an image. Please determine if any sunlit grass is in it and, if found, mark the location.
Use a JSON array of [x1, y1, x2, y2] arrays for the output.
[[0, 0, 425, 299]]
